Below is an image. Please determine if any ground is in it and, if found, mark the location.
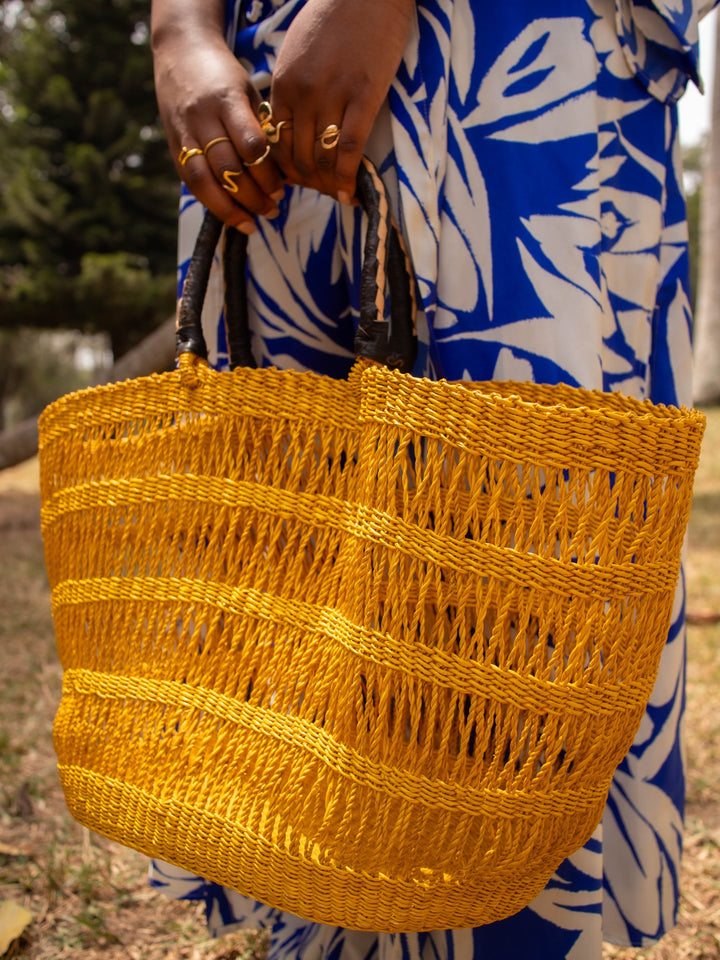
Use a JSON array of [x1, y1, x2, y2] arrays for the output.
[[0, 410, 718, 959]]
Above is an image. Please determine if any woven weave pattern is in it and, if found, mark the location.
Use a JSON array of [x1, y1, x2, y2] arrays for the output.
[[40, 354, 705, 932]]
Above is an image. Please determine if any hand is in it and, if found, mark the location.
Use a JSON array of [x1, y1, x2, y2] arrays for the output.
[[268, 0, 415, 202], [152, 26, 286, 231]]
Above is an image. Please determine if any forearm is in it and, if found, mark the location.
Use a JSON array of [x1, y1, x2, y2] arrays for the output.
[[150, 0, 226, 52]]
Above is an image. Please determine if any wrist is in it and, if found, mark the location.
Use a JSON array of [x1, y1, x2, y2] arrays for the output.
[[150, 0, 226, 54]]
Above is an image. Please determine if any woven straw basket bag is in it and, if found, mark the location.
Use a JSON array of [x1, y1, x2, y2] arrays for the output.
[[40, 160, 705, 933]]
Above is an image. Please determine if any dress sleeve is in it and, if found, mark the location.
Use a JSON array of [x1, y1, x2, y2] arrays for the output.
[[614, 0, 717, 102]]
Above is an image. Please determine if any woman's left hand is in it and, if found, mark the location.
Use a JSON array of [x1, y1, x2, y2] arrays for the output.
[[267, 0, 415, 203]]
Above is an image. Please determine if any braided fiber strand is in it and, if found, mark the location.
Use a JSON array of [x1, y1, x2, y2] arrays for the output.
[[364, 159, 389, 323], [39, 354, 705, 932]]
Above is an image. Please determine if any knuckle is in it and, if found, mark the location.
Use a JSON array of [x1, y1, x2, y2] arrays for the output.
[[185, 93, 227, 125], [337, 134, 360, 154], [216, 160, 241, 177], [184, 101, 208, 125], [238, 132, 268, 163], [184, 165, 211, 190], [273, 69, 311, 101]]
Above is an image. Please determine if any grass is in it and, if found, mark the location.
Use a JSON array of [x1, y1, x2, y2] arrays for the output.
[[0, 410, 718, 958]]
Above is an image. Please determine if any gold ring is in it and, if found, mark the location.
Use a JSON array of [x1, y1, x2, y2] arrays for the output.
[[266, 119, 292, 144], [221, 169, 245, 194], [317, 124, 341, 150], [246, 144, 271, 167], [178, 146, 204, 165], [257, 102, 292, 143], [203, 136, 231, 153]]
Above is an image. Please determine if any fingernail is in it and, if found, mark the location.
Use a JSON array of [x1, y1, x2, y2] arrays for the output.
[[271, 188, 285, 201], [265, 207, 280, 219], [338, 190, 353, 206], [236, 221, 257, 235]]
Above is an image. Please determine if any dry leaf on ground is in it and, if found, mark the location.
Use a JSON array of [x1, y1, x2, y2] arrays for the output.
[[0, 900, 33, 955]]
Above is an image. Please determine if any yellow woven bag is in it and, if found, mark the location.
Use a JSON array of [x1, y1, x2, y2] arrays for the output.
[[40, 160, 705, 933]]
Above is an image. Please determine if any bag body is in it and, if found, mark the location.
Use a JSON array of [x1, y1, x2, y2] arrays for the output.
[[39, 165, 705, 932]]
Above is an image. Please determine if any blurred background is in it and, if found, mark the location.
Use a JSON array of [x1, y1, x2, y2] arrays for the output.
[[0, 0, 178, 464]]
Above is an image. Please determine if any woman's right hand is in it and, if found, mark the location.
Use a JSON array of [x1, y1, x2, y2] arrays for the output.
[[151, 7, 286, 232]]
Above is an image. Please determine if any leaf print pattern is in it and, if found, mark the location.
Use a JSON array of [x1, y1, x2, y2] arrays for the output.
[[466, 19, 596, 128], [150, 0, 716, 956]]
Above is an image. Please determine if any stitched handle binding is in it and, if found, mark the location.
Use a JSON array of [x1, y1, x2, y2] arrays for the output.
[[176, 158, 417, 372]]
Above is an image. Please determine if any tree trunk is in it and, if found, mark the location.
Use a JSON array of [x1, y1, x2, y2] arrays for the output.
[[0, 316, 177, 471], [94, 315, 177, 384], [693, 12, 720, 406]]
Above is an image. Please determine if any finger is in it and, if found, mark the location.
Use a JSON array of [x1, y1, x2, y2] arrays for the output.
[[222, 94, 286, 201], [313, 117, 346, 199], [331, 100, 371, 204], [201, 136, 282, 217], [265, 118, 295, 197], [243, 142, 280, 198], [273, 100, 347, 199], [249, 104, 293, 201], [173, 146, 261, 232], [268, 133, 296, 192], [274, 98, 316, 187]]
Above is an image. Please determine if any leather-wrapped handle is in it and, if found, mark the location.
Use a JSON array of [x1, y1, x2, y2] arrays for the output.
[[175, 211, 223, 362], [176, 158, 417, 372], [223, 225, 256, 370], [353, 159, 416, 371]]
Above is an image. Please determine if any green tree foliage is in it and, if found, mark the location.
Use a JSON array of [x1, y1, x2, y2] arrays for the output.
[[0, 0, 179, 356]]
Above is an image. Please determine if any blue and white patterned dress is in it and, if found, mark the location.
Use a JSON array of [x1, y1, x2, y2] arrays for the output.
[[150, 1, 716, 956]]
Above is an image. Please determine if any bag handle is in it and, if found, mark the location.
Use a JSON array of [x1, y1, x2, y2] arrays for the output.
[[175, 158, 417, 372]]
